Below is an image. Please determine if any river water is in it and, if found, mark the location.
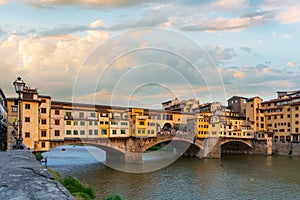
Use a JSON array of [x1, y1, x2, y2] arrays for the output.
[[43, 146, 300, 200]]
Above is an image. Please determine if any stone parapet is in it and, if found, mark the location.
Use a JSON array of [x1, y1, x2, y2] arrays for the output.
[[0, 150, 74, 200]]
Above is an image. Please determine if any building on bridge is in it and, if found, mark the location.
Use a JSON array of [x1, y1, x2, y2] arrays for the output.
[[162, 98, 200, 113], [6, 85, 195, 152], [188, 99, 254, 140]]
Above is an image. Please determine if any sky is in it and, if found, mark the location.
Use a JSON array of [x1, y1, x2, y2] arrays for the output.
[[0, 0, 300, 108]]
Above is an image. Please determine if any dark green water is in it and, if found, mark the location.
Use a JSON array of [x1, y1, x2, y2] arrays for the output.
[[43, 146, 300, 199]]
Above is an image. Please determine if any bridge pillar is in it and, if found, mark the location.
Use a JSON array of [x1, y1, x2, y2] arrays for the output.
[[203, 137, 221, 158], [106, 151, 142, 163]]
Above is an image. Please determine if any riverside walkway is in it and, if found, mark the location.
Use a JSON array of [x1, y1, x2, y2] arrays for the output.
[[0, 150, 74, 200]]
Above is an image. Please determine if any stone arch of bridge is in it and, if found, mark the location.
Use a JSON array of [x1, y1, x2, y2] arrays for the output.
[[221, 139, 253, 149], [142, 137, 203, 153], [49, 139, 126, 154]]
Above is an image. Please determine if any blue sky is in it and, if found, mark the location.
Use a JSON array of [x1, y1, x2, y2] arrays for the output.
[[0, 0, 300, 108]]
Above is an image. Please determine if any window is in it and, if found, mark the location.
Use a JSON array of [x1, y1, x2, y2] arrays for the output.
[[288, 114, 290, 118], [41, 119, 46, 124], [112, 130, 117, 135], [41, 142, 45, 148], [296, 107, 299, 111], [41, 99, 46, 103], [25, 132, 30, 138], [79, 112, 84, 119], [66, 121, 71, 125], [25, 104, 30, 109], [80, 121, 85, 126], [89, 121, 93, 126], [55, 130, 60, 136], [94, 130, 98, 135], [111, 121, 118, 125], [151, 130, 154, 134], [41, 108, 46, 113], [105, 121, 109, 124], [121, 122, 128, 126], [55, 120, 60, 125], [74, 121, 78, 126], [73, 130, 78, 135], [296, 121, 299, 125], [296, 128, 299, 133], [296, 114, 299, 118], [287, 108, 291, 111], [274, 115, 277, 119], [121, 129, 126, 134], [94, 121, 98, 126], [55, 110, 60, 115], [261, 124, 264, 129], [80, 130, 85, 135], [65, 111, 71, 116], [66, 130, 71, 135], [288, 122, 291, 127], [89, 130, 93, 135], [156, 114, 161, 120], [90, 112, 96, 117], [101, 129, 107, 135], [281, 115, 283, 119], [41, 130, 47, 137], [25, 117, 30, 122], [100, 121, 104, 124], [139, 121, 145, 125], [12, 106, 18, 112], [268, 116, 271, 120]]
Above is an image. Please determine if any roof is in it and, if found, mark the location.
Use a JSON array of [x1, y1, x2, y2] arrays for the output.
[[227, 96, 247, 101], [246, 96, 263, 102]]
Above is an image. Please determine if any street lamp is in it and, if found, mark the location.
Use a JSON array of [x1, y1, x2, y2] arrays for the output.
[[13, 76, 25, 149]]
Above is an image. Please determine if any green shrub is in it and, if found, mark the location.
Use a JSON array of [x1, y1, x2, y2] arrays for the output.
[[35, 153, 43, 161], [61, 177, 95, 200], [104, 194, 125, 200]]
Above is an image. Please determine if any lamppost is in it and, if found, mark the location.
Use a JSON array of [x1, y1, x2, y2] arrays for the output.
[[13, 76, 25, 149]]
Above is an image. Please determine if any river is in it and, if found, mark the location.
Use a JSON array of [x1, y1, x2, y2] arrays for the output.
[[42, 145, 300, 200]]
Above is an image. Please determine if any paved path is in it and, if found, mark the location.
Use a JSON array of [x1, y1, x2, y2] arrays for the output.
[[0, 150, 74, 200]]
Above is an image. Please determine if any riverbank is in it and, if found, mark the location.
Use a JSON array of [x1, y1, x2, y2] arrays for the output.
[[0, 150, 74, 199]]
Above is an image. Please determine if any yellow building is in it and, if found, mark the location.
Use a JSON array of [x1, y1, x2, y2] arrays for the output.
[[6, 87, 42, 151], [129, 108, 148, 137]]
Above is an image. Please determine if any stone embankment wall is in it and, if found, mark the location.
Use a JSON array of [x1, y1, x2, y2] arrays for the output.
[[273, 142, 300, 156], [0, 150, 74, 200]]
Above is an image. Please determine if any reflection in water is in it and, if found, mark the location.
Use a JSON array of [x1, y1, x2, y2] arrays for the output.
[[43, 146, 300, 199]]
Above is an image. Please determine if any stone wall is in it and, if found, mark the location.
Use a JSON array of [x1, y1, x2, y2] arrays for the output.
[[273, 142, 300, 156], [0, 150, 74, 200]]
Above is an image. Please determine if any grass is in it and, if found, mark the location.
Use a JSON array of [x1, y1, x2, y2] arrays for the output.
[[47, 167, 124, 200]]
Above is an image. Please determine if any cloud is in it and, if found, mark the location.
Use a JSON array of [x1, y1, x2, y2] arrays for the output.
[[90, 20, 104, 29], [0, 30, 110, 100], [281, 34, 292, 39], [256, 39, 263, 44], [239, 46, 252, 53], [260, 0, 300, 24], [286, 61, 296, 67], [211, 0, 250, 11], [27, 0, 159, 8], [180, 11, 273, 32]]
